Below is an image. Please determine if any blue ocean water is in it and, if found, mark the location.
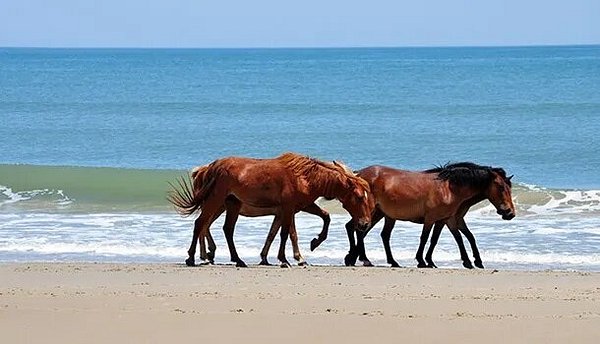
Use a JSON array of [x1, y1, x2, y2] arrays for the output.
[[1, 46, 600, 269]]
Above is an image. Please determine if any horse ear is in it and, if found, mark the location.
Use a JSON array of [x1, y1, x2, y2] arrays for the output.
[[508, 175, 514, 181], [333, 160, 340, 167]]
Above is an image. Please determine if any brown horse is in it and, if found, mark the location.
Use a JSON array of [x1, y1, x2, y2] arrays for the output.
[[169, 153, 374, 267], [343, 162, 515, 268], [187, 164, 330, 266]]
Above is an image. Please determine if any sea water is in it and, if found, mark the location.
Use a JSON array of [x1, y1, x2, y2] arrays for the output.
[[1, 46, 599, 270]]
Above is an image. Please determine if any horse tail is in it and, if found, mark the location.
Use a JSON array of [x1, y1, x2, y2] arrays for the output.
[[168, 163, 217, 216]]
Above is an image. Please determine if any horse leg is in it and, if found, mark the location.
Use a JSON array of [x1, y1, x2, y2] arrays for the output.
[[415, 222, 434, 268], [277, 211, 294, 268], [344, 219, 358, 266], [345, 208, 384, 266], [379, 216, 399, 267], [205, 231, 216, 264], [259, 215, 282, 266], [447, 220, 473, 269], [425, 222, 444, 268], [305, 204, 331, 251], [198, 210, 223, 264], [458, 218, 483, 268], [186, 202, 223, 266], [288, 217, 307, 266], [358, 209, 385, 266], [222, 197, 246, 267]]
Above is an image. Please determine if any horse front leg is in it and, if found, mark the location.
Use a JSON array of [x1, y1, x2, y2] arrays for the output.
[[358, 209, 385, 266], [303, 204, 330, 252], [457, 218, 483, 268], [424, 222, 444, 268], [259, 215, 282, 266], [415, 222, 434, 268], [344, 219, 359, 266], [277, 210, 294, 268], [447, 219, 473, 269]]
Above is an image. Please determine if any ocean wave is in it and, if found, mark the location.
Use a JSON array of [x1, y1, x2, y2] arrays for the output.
[[2, 164, 600, 217]]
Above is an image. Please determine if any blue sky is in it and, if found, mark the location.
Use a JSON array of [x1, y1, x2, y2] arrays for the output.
[[1, 0, 598, 48]]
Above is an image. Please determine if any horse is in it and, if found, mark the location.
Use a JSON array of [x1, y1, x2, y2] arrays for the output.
[[343, 162, 515, 268], [184, 164, 331, 266], [168, 152, 374, 267]]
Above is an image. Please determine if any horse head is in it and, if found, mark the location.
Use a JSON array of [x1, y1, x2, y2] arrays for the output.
[[332, 161, 375, 230], [487, 169, 515, 220]]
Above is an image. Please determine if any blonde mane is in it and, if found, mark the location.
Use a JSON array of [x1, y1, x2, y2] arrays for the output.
[[276, 152, 370, 192]]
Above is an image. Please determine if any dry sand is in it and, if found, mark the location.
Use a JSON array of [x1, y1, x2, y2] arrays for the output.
[[1, 263, 599, 343]]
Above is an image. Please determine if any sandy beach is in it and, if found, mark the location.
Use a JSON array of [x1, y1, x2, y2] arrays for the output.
[[1, 263, 598, 343]]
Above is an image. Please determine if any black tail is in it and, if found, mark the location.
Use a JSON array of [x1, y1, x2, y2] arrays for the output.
[[167, 174, 201, 216]]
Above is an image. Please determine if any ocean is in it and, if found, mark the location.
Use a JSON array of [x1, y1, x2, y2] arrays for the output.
[[1, 46, 599, 270]]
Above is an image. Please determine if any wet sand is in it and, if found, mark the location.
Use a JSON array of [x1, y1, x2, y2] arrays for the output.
[[1, 263, 599, 343]]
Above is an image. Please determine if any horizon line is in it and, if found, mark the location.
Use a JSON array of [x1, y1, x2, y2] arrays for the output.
[[1, 43, 599, 50]]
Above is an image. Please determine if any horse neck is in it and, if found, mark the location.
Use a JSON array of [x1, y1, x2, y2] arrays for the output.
[[304, 166, 348, 199], [452, 184, 487, 204]]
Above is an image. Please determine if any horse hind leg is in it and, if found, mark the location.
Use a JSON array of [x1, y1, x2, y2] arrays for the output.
[[222, 197, 246, 267], [380, 216, 399, 267], [186, 204, 223, 266]]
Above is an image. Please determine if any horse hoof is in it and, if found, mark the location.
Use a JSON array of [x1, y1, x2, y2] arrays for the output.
[[258, 260, 272, 266], [416, 262, 428, 268], [362, 260, 373, 267], [185, 258, 195, 267], [236, 261, 248, 268], [298, 261, 308, 267], [463, 261, 474, 269], [280, 262, 291, 268], [390, 262, 401, 268], [474, 260, 484, 269], [310, 238, 319, 251], [198, 259, 211, 266], [426, 260, 438, 268], [344, 254, 357, 266]]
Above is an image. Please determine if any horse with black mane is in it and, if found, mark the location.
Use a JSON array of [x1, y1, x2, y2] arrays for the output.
[[339, 162, 515, 268]]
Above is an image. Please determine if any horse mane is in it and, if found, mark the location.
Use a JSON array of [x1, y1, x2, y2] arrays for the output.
[[276, 152, 370, 191], [424, 162, 511, 188]]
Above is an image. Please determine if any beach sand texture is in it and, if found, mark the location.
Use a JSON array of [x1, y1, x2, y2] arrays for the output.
[[1, 263, 599, 343]]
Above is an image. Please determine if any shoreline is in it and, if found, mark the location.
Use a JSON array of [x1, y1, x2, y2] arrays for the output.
[[1, 263, 599, 343]]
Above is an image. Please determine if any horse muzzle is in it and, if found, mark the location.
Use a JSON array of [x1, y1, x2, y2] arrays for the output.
[[497, 208, 515, 220]]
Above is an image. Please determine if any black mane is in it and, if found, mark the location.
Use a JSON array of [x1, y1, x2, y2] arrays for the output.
[[424, 162, 511, 188]]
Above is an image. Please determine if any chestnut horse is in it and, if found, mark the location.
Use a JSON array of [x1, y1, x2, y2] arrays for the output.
[[184, 164, 330, 266], [169, 153, 374, 267], [343, 162, 515, 268]]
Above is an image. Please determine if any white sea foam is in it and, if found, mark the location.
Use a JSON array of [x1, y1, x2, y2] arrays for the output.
[[1, 212, 599, 270]]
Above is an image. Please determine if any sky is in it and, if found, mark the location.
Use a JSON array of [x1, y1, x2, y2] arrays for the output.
[[1, 0, 599, 48]]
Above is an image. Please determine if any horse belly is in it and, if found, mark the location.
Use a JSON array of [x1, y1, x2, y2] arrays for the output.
[[379, 198, 425, 222]]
